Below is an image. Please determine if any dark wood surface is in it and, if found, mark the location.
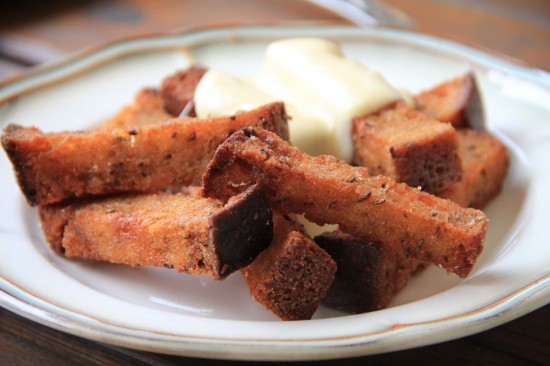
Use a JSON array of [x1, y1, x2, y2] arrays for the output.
[[1, 0, 549, 364]]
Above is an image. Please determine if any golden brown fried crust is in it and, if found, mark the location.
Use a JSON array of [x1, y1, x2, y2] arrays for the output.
[[39, 184, 273, 280], [2, 102, 288, 206], [202, 127, 487, 278], [315, 231, 426, 314], [98, 88, 173, 130], [414, 72, 484, 129], [99, 65, 208, 130], [160, 65, 208, 116], [352, 103, 462, 193], [437, 129, 509, 208], [241, 214, 336, 320]]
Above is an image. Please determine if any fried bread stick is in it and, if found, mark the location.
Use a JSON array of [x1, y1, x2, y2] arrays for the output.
[[99, 65, 207, 130], [352, 102, 462, 193], [315, 231, 426, 314], [202, 127, 488, 278], [98, 88, 173, 130], [242, 214, 336, 320], [39, 184, 273, 280], [2, 102, 288, 206], [437, 129, 509, 208], [160, 65, 208, 116], [414, 72, 483, 129]]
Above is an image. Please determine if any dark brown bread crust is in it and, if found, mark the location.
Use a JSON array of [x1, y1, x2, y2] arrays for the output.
[[437, 129, 509, 208], [242, 214, 336, 320], [414, 72, 484, 129], [315, 231, 425, 314], [2, 102, 288, 206], [38, 184, 273, 280], [98, 88, 173, 130], [352, 103, 462, 193], [160, 65, 208, 116], [202, 127, 487, 278]]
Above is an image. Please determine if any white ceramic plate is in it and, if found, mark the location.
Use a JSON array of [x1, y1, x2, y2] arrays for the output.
[[1, 25, 549, 361]]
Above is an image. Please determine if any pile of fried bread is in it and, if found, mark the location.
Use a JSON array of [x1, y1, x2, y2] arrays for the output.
[[1, 43, 509, 321]]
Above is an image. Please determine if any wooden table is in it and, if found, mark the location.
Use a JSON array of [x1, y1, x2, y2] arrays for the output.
[[1, 1, 549, 364]]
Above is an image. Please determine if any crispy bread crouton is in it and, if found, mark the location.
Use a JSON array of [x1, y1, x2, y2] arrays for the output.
[[39, 184, 273, 280], [242, 214, 336, 320], [160, 65, 208, 117], [99, 65, 208, 130], [414, 72, 484, 129], [352, 103, 462, 193], [437, 129, 509, 208], [315, 231, 426, 314], [202, 127, 487, 278], [98, 88, 172, 130], [2, 102, 288, 206]]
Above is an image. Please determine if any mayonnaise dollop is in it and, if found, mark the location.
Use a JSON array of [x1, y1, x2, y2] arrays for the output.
[[194, 38, 402, 161]]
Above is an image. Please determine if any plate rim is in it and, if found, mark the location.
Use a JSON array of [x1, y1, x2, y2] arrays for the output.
[[2, 274, 549, 360], [1, 23, 549, 104]]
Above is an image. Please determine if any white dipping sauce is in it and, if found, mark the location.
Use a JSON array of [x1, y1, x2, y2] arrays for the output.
[[194, 38, 402, 161]]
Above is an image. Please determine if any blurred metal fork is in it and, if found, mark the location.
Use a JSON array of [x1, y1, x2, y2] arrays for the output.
[[310, 0, 415, 28]]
